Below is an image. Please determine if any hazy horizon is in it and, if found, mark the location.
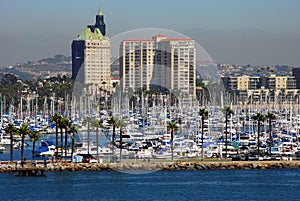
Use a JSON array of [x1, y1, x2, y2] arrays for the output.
[[0, 0, 299, 66]]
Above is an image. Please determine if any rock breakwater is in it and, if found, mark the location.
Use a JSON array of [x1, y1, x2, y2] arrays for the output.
[[1, 160, 300, 173]]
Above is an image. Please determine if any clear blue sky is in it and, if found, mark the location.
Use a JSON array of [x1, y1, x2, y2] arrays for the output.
[[0, 0, 300, 66]]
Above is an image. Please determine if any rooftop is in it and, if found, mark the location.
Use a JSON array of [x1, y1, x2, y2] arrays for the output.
[[78, 27, 108, 40]]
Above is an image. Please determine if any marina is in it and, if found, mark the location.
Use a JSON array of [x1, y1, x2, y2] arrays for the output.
[[1, 91, 300, 165]]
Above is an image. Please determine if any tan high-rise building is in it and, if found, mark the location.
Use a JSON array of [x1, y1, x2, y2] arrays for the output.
[[81, 33, 111, 86], [72, 9, 111, 89], [120, 34, 196, 96]]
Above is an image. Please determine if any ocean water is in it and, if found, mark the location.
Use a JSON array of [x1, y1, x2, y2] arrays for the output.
[[1, 169, 300, 201]]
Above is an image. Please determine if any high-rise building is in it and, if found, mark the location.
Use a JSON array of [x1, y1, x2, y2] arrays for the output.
[[119, 39, 155, 92], [120, 34, 196, 96], [71, 9, 111, 87]]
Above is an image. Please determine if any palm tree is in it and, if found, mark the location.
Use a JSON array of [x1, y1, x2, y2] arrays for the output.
[[167, 121, 179, 160], [118, 120, 126, 162], [51, 113, 62, 159], [224, 106, 234, 159], [91, 119, 103, 159], [4, 123, 17, 163], [199, 108, 208, 160], [68, 123, 78, 162], [107, 116, 119, 146], [18, 124, 30, 167], [83, 116, 92, 155], [61, 117, 70, 160], [108, 116, 120, 162], [28, 130, 41, 161], [252, 112, 266, 156], [59, 117, 67, 157], [266, 112, 276, 156]]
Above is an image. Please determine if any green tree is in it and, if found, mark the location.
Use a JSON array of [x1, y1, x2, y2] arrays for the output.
[[68, 123, 78, 162], [91, 119, 103, 159], [61, 117, 70, 160], [4, 123, 18, 163], [224, 106, 234, 159], [266, 112, 276, 156], [51, 113, 62, 159], [167, 121, 179, 160], [83, 116, 92, 155], [18, 124, 31, 167], [28, 130, 41, 161], [107, 116, 119, 146], [118, 120, 126, 162], [252, 112, 266, 156], [199, 108, 208, 160], [108, 116, 120, 162]]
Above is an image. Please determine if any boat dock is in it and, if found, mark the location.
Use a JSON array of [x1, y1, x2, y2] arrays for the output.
[[16, 166, 46, 176], [14, 161, 48, 176]]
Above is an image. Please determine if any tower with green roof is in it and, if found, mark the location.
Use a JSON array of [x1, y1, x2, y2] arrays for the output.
[[72, 8, 110, 88], [88, 8, 106, 36]]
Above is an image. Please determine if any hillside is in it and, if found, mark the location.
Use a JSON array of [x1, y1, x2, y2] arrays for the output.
[[0, 54, 72, 80]]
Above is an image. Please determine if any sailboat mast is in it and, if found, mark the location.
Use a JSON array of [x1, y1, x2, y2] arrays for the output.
[[20, 92, 23, 120]]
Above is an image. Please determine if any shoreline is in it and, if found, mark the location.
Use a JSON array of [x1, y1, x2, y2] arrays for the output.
[[1, 160, 300, 173]]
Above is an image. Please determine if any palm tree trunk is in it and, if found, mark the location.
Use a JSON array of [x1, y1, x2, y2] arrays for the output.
[[96, 126, 99, 159], [10, 133, 13, 163], [32, 141, 35, 161], [119, 128, 123, 162], [71, 133, 75, 162], [269, 119, 272, 156], [225, 112, 228, 159], [112, 126, 115, 162], [257, 121, 260, 155], [60, 128, 63, 157], [55, 126, 58, 160], [87, 121, 90, 155], [21, 134, 25, 167], [201, 117, 204, 160], [171, 130, 174, 160], [64, 129, 68, 160]]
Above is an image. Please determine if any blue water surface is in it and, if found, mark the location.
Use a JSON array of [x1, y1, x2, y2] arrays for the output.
[[1, 169, 300, 201]]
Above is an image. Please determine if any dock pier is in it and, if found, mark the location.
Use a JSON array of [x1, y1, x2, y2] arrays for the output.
[[15, 161, 47, 176], [16, 167, 46, 176]]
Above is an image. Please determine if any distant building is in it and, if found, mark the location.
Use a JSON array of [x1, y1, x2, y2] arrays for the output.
[[120, 34, 196, 97], [292, 68, 300, 89], [222, 74, 297, 104], [71, 9, 111, 88]]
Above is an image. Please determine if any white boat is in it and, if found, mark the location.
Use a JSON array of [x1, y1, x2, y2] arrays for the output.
[[0, 134, 11, 145], [0, 145, 5, 153], [77, 142, 113, 157], [34, 140, 56, 157], [152, 151, 172, 159]]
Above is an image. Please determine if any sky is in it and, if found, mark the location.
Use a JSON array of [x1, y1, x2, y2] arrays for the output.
[[0, 0, 300, 66]]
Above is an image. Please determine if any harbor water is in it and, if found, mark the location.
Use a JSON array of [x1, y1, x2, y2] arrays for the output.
[[0, 132, 110, 161], [1, 169, 300, 200]]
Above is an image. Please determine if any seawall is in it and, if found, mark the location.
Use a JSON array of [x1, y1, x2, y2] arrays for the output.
[[1, 160, 300, 173]]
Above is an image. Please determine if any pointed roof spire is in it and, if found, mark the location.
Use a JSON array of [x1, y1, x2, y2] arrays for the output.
[[98, 7, 102, 16]]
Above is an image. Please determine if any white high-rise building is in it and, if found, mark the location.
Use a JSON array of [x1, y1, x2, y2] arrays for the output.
[[119, 39, 155, 92], [120, 34, 196, 96]]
